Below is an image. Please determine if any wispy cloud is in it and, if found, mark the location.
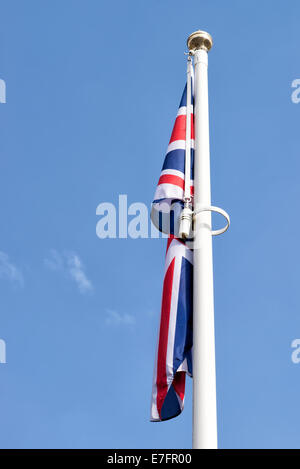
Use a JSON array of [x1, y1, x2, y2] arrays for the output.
[[0, 251, 23, 286], [66, 253, 93, 294], [44, 250, 93, 294], [105, 309, 135, 326]]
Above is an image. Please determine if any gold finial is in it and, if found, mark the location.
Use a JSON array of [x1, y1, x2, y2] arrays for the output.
[[187, 30, 213, 52]]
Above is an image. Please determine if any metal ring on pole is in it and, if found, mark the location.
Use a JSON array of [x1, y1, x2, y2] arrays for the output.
[[193, 205, 230, 236]]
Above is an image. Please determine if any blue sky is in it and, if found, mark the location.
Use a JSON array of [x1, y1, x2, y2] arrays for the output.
[[0, 0, 300, 449]]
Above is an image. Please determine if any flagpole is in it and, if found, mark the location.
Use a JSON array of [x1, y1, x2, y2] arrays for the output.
[[187, 30, 218, 449]]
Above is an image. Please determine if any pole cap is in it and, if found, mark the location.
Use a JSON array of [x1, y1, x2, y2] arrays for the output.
[[187, 30, 213, 52]]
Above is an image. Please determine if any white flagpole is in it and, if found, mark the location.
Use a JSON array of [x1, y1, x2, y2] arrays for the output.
[[187, 31, 218, 449]]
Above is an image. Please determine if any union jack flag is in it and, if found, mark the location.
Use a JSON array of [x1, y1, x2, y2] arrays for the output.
[[151, 79, 194, 236], [150, 80, 194, 421]]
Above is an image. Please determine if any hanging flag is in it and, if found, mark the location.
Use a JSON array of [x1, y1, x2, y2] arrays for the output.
[[150, 77, 194, 422], [150, 236, 193, 421], [151, 76, 194, 236]]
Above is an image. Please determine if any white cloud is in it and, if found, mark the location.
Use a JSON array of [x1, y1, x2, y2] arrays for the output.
[[0, 251, 23, 286], [66, 253, 93, 294], [44, 250, 93, 294], [105, 309, 135, 326]]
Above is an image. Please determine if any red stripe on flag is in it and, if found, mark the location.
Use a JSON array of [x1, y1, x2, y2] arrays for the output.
[[169, 114, 194, 144], [172, 371, 186, 402], [157, 175, 194, 196], [156, 257, 176, 419], [158, 174, 184, 190]]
